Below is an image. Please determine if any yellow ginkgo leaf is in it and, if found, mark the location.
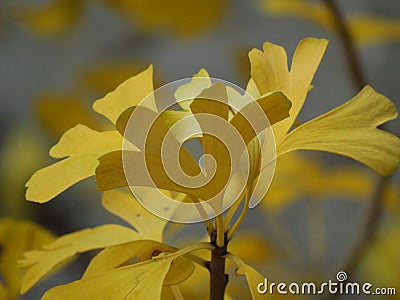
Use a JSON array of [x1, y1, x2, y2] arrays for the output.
[[93, 65, 156, 124], [249, 38, 328, 143], [229, 255, 268, 300], [82, 240, 174, 278], [85, 190, 195, 286], [20, 224, 140, 293], [0, 219, 55, 299], [21, 0, 82, 37], [42, 256, 175, 300], [101, 189, 168, 241], [228, 254, 298, 300], [82, 240, 195, 287], [174, 68, 212, 111], [163, 257, 195, 286], [25, 125, 121, 203], [41, 243, 210, 300], [190, 83, 231, 197], [277, 86, 400, 176]]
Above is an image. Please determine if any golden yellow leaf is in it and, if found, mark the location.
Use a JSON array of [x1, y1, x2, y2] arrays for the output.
[[93, 65, 156, 124], [82, 240, 174, 278], [20, 224, 139, 293], [249, 38, 328, 143], [190, 83, 231, 197], [0, 219, 54, 298], [42, 256, 175, 300], [25, 125, 121, 203], [86, 241, 194, 286], [41, 243, 207, 299], [278, 86, 400, 176], [82, 241, 196, 287], [101, 189, 167, 241], [95, 151, 128, 190], [230, 91, 292, 145], [174, 69, 212, 111], [235, 260, 268, 300]]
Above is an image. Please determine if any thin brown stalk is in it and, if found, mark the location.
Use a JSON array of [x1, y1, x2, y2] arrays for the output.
[[322, 0, 391, 298]]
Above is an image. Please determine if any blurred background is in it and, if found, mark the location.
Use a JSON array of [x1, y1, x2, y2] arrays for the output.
[[0, 0, 399, 299]]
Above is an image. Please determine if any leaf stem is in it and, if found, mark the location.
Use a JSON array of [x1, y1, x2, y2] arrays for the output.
[[190, 196, 215, 235], [215, 215, 225, 247], [227, 189, 250, 240], [223, 188, 247, 231], [170, 285, 184, 300]]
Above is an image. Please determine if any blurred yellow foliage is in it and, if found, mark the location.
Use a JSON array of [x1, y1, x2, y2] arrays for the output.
[[261, 0, 400, 46], [19, 0, 226, 37], [0, 219, 54, 300]]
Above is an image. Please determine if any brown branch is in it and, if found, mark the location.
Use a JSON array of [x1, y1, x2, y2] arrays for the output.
[[324, 0, 366, 90], [208, 231, 229, 300], [322, 0, 391, 299]]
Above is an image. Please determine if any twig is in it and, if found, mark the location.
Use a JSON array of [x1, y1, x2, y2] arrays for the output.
[[324, 0, 366, 90], [322, 0, 390, 298]]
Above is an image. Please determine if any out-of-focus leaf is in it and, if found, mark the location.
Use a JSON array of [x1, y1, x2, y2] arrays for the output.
[[350, 15, 400, 45], [261, 0, 400, 46], [0, 125, 48, 217], [358, 222, 400, 290], [0, 219, 54, 298], [35, 93, 101, 137], [229, 233, 276, 263], [21, 0, 82, 37], [104, 0, 226, 35]]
